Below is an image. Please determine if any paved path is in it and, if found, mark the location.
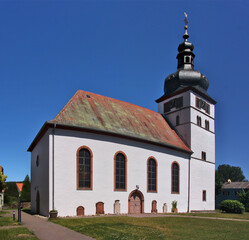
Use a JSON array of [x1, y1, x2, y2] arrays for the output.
[[21, 212, 95, 240]]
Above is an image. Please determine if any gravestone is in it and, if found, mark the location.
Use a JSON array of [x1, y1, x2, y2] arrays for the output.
[[114, 200, 120, 214], [163, 203, 167, 213]]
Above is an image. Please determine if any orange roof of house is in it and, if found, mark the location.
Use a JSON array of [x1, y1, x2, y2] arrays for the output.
[[16, 183, 23, 193], [28, 90, 191, 153]]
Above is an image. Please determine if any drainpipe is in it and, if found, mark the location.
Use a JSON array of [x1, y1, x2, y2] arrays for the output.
[[52, 124, 56, 210], [187, 156, 191, 212]]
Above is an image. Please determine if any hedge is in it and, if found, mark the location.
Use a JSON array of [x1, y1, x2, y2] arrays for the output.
[[219, 200, 245, 214]]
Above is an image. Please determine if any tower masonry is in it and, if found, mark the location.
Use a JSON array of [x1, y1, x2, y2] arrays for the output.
[[156, 21, 216, 211]]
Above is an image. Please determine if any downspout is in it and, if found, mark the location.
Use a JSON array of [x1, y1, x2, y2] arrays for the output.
[[187, 156, 191, 212], [52, 123, 56, 210]]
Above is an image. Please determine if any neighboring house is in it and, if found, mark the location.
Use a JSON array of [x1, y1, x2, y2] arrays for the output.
[[216, 182, 249, 208], [28, 24, 216, 217]]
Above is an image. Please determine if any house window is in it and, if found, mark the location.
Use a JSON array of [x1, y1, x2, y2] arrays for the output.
[[77, 147, 92, 190], [223, 191, 230, 196], [172, 162, 180, 194], [176, 115, 180, 126], [147, 158, 157, 192], [202, 190, 206, 201], [201, 151, 206, 161], [114, 152, 127, 191], [197, 116, 202, 127], [205, 120, 209, 130]]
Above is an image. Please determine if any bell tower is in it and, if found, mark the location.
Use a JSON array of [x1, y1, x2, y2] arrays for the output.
[[156, 14, 216, 211]]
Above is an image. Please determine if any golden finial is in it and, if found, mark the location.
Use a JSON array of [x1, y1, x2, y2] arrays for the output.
[[184, 12, 188, 29]]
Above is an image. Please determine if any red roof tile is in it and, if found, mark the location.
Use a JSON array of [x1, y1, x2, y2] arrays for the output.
[[47, 90, 190, 153]]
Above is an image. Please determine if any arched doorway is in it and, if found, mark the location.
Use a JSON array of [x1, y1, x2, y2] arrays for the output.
[[96, 202, 104, 214], [128, 190, 144, 214], [36, 191, 40, 214], [77, 206, 84, 216], [151, 200, 157, 213]]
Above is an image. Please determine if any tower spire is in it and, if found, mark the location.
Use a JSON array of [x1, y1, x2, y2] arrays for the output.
[[183, 12, 189, 41]]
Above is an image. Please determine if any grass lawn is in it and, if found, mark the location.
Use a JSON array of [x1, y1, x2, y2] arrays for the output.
[[0, 211, 9, 215], [176, 211, 249, 220], [0, 216, 20, 227], [0, 227, 38, 240], [51, 215, 249, 240]]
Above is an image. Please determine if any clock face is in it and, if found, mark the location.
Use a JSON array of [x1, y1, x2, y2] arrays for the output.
[[164, 97, 183, 113], [196, 97, 210, 114]]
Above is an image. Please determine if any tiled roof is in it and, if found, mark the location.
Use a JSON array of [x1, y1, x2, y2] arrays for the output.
[[29, 90, 191, 153], [222, 182, 249, 189]]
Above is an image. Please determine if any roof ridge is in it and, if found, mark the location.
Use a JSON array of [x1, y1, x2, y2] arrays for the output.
[[77, 89, 159, 115]]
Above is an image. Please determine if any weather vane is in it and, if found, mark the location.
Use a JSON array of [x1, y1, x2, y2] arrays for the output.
[[184, 12, 188, 26]]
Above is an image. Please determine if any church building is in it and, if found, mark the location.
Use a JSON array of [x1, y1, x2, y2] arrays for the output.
[[28, 23, 216, 217]]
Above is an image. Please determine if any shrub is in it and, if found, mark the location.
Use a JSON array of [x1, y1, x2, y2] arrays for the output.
[[171, 200, 177, 213], [219, 200, 245, 214], [237, 190, 249, 212]]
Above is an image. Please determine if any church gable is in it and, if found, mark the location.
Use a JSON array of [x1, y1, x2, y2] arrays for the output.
[[47, 90, 190, 153]]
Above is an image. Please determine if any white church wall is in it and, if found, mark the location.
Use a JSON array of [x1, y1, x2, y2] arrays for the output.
[[52, 128, 190, 217], [31, 130, 50, 216], [190, 123, 215, 163], [189, 159, 215, 211]]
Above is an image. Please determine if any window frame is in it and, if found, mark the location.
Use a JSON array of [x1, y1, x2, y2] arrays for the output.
[[197, 116, 202, 127], [176, 115, 180, 126], [147, 157, 158, 193], [171, 161, 180, 194], [114, 151, 127, 191], [205, 120, 210, 130], [201, 151, 206, 161], [76, 146, 93, 190], [202, 190, 206, 201]]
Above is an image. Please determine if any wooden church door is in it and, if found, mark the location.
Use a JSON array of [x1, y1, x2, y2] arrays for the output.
[[129, 192, 142, 214]]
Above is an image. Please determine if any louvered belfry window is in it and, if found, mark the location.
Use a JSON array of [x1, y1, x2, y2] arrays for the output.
[[78, 148, 91, 188], [172, 163, 179, 193], [115, 153, 126, 190], [148, 159, 157, 191]]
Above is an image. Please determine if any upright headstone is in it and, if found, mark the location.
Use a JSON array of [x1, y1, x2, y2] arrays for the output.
[[114, 200, 120, 214], [163, 203, 167, 213]]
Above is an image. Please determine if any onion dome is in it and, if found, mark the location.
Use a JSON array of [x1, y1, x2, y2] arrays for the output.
[[164, 23, 209, 96]]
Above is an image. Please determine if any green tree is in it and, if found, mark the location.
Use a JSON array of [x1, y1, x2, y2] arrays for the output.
[[215, 170, 223, 196], [237, 190, 249, 212], [0, 172, 7, 192], [215, 164, 246, 198], [217, 164, 246, 183], [21, 175, 31, 202]]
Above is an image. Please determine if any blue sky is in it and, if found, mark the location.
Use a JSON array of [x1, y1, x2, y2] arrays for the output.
[[0, 0, 248, 181]]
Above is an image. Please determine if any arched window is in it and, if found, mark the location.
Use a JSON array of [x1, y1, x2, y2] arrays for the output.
[[147, 158, 157, 192], [77, 147, 92, 190], [172, 162, 180, 194], [114, 152, 127, 191], [176, 115, 180, 126], [197, 116, 202, 127]]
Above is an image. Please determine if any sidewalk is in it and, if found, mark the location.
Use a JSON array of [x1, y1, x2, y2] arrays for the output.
[[21, 211, 95, 240]]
